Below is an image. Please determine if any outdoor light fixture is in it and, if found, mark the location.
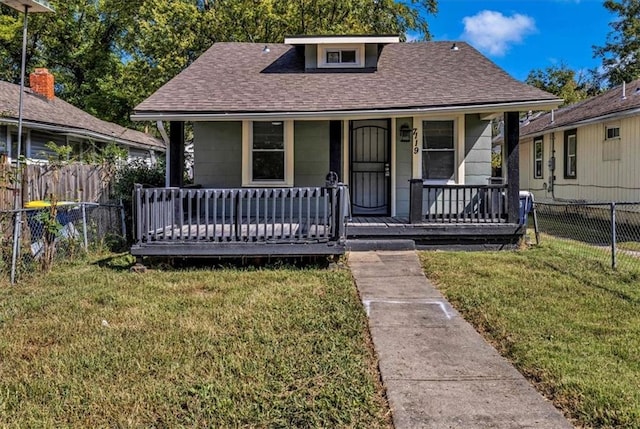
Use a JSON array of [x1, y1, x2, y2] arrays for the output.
[[399, 123, 412, 143], [1, 0, 54, 284]]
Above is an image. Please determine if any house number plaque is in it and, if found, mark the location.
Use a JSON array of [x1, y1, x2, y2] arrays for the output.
[[412, 128, 419, 154]]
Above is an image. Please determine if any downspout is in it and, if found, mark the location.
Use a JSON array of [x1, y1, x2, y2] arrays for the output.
[[156, 121, 170, 187]]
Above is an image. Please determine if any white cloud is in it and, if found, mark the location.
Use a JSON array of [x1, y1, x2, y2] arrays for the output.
[[461, 10, 536, 57]]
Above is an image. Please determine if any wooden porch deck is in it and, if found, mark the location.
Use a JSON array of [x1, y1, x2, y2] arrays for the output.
[[347, 216, 524, 247]]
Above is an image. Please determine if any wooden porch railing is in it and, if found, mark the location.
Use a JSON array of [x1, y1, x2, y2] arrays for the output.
[[410, 181, 508, 223], [133, 184, 349, 245]]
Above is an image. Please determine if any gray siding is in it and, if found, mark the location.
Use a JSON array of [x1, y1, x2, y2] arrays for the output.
[[30, 130, 66, 160], [193, 122, 242, 187], [395, 117, 413, 217], [294, 121, 329, 187], [464, 114, 492, 185]]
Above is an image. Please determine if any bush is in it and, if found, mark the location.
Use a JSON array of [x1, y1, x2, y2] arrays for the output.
[[112, 159, 165, 242]]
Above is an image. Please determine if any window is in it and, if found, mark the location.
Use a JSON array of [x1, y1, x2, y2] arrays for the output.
[[10, 133, 27, 159], [605, 124, 620, 140], [317, 44, 364, 68], [533, 137, 543, 179], [564, 129, 577, 179], [422, 120, 455, 181], [252, 121, 284, 181], [243, 121, 293, 186], [326, 49, 356, 64]]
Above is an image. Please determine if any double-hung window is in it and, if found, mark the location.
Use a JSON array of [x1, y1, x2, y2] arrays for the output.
[[244, 121, 293, 186], [564, 129, 577, 179], [533, 137, 543, 179], [422, 120, 455, 181]]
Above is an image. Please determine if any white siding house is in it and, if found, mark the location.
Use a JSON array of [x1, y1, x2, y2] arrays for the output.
[[520, 81, 640, 203]]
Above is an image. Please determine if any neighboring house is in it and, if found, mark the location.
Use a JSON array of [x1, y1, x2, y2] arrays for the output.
[[520, 80, 640, 202], [0, 68, 164, 163], [129, 35, 561, 257]]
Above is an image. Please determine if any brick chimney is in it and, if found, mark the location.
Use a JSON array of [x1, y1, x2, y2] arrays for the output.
[[29, 68, 55, 100]]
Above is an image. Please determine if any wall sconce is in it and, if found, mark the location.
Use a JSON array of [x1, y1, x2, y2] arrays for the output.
[[399, 123, 412, 143]]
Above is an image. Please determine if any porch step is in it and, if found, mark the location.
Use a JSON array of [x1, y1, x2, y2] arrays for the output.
[[346, 239, 416, 252]]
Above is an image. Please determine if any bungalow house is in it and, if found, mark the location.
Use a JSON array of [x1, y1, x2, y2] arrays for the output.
[[0, 68, 164, 163], [130, 35, 561, 258], [520, 79, 640, 202]]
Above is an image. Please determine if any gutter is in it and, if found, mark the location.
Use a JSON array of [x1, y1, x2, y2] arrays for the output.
[[0, 118, 165, 151], [131, 99, 563, 122], [522, 106, 640, 138]]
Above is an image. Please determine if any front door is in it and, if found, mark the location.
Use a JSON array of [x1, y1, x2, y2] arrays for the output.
[[350, 120, 390, 216]]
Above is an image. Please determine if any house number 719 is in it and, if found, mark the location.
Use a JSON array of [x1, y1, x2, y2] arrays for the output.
[[412, 128, 419, 154]]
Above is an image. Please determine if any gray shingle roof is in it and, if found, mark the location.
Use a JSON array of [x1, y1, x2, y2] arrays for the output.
[[521, 79, 640, 137], [134, 41, 559, 115], [0, 80, 164, 150]]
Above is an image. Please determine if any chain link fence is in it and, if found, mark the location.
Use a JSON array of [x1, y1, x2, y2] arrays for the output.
[[533, 201, 640, 272], [1, 202, 127, 283]]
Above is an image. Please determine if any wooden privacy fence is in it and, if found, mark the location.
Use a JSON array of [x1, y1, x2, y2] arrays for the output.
[[134, 185, 350, 246], [0, 163, 113, 209]]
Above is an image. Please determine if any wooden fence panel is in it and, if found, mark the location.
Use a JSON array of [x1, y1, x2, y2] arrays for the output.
[[0, 163, 113, 210]]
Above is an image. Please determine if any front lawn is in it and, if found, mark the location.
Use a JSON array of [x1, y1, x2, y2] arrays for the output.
[[0, 256, 390, 428], [419, 239, 640, 428]]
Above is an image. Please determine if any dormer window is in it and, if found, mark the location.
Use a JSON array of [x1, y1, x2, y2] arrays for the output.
[[317, 44, 364, 68]]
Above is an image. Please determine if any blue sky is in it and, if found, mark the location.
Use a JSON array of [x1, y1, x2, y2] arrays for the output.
[[426, 0, 612, 81]]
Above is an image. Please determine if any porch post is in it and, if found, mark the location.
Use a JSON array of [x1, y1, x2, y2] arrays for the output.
[[409, 179, 423, 224], [169, 121, 185, 187], [505, 111, 520, 224]]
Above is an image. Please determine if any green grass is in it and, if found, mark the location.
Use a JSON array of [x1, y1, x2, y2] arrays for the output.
[[419, 240, 640, 429], [0, 255, 390, 428]]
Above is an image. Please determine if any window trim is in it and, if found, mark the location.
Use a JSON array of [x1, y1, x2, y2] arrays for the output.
[[564, 129, 577, 179], [317, 44, 364, 68], [242, 120, 294, 187], [533, 136, 544, 179], [421, 119, 458, 184]]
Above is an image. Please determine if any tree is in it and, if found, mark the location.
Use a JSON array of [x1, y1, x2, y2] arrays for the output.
[[593, 0, 640, 86], [0, 0, 438, 127], [525, 63, 600, 105]]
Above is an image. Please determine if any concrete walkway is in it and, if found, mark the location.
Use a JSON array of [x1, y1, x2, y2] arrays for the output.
[[348, 250, 573, 429]]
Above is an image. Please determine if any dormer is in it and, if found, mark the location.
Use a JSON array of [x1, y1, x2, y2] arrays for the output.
[[284, 35, 400, 70]]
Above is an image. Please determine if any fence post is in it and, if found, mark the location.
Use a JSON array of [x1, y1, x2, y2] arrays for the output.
[[81, 202, 88, 251], [119, 198, 127, 240], [10, 210, 21, 284], [611, 202, 617, 270]]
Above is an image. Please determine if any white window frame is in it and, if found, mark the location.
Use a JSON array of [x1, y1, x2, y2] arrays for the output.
[[564, 130, 577, 179], [421, 119, 458, 183], [533, 137, 543, 179], [242, 120, 294, 187], [317, 44, 364, 68], [605, 123, 620, 140]]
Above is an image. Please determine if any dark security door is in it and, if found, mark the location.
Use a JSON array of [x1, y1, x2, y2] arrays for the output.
[[350, 120, 391, 216]]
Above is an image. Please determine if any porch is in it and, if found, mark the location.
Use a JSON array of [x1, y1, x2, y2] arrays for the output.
[[131, 182, 524, 259]]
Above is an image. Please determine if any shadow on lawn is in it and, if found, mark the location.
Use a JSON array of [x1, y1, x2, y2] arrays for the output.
[[544, 260, 640, 305], [93, 253, 338, 272]]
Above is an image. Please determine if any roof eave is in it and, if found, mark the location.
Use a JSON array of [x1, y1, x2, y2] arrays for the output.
[[521, 105, 640, 138], [131, 99, 563, 122], [0, 118, 165, 151]]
